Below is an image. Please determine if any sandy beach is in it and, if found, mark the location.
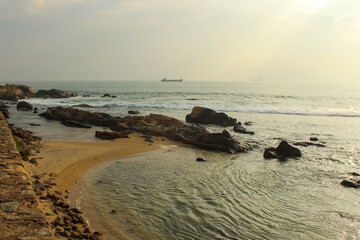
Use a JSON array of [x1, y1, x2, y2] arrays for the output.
[[25, 134, 173, 193]]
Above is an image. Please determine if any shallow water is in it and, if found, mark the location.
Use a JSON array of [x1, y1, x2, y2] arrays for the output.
[[4, 81, 360, 239]]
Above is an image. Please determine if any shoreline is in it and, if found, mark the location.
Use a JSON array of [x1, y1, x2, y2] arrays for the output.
[[22, 133, 181, 239]]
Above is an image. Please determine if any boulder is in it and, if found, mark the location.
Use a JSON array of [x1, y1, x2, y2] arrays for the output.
[[186, 106, 237, 126], [263, 148, 277, 159], [61, 120, 91, 129], [95, 131, 132, 140], [128, 110, 140, 115], [340, 180, 359, 188], [36, 89, 78, 98], [5, 83, 34, 95], [101, 93, 111, 98], [275, 141, 302, 159], [233, 125, 255, 135], [16, 101, 33, 111]]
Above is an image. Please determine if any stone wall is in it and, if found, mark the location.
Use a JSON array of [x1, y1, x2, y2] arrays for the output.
[[0, 112, 53, 239]]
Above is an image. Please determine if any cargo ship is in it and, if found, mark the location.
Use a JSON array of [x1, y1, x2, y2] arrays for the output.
[[161, 78, 183, 82]]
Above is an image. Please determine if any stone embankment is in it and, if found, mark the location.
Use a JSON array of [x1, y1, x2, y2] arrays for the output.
[[0, 112, 53, 239]]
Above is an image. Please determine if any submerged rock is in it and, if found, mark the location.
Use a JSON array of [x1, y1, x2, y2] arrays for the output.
[[233, 125, 255, 135], [293, 142, 326, 147], [128, 110, 140, 115], [196, 157, 207, 162], [95, 131, 132, 140], [186, 106, 237, 126], [61, 120, 91, 129]]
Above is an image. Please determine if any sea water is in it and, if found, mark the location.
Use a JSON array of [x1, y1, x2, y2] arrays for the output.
[[5, 80, 360, 239]]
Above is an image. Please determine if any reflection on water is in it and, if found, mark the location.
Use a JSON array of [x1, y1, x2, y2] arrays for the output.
[[76, 145, 360, 240]]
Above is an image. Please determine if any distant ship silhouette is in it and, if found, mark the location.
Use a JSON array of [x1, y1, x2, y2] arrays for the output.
[[161, 78, 183, 82]]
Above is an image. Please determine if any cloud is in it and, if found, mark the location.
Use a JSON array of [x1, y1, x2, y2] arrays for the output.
[[29, 0, 90, 13]]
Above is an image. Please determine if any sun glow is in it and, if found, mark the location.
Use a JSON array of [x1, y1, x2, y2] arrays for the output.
[[299, 0, 326, 6]]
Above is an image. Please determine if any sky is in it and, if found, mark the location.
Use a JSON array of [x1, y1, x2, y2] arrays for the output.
[[0, 0, 359, 83]]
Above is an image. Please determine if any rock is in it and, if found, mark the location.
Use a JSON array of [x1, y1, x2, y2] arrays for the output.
[[61, 120, 92, 129], [221, 129, 231, 138], [196, 157, 207, 162], [340, 180, 359, 188], [351, 172, 360, 177], [33, 107, 39, 113], [310, 137, 318, 141], [30, 123, 41, 126], [102, 93, 111, 98], [186, 106, 237, 126], [0, 84, 35, 100], [95, 131, 132, 140], [36, 89, 78, 98], [6, 83, 34, 94], [233, 125, 255, 135], [263, 148, 277, 159], [275, 141, 302, 159], [29, 158, 38, 164], [0, 102, 10, 118], [293, 142, 325, 147], [16, 101, 33, 111], [111, 95, 117, 98], [73, 104, 94, 108], [110, 210, 116, 214], [83, 94, 91, 97], [1, 201, 20, 213], [128, 110, 140, 115], [244, 121, 252, 126], [37, 227, 52, 236]]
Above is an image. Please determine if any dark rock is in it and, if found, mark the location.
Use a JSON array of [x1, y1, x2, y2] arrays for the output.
[[221, 129, 231, 138], [244, 121, 252, 126], [33, 107, 39, 113], [110, 210, 116, 214], [128, 110, 140, 115], [30, 123, 41, 126], [293, 142, 326, 147], [29, 158, 38, 164], [340, 180, 358, 188], [186, 106, 237, 126], [61, 120, 92, 129], [17, 101, 33, 111], [0, 102, 10, 118], [196, 157, 207, 162], [83, 94, 91, 97], [310, 137, 318, 141], [276, 141, 302, 158], [263, 148, 277, 159], [102, 93, 111, 98], [111, 95, 117, 98], [73, 104, 94, 108], [95, 131, 132, 140], [233, 125, 255, 135], [36, 89, 78, 98], [351, 172, 360, 177]]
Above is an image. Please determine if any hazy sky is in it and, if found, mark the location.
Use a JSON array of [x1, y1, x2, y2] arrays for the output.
[[0, 0, 359, 83]]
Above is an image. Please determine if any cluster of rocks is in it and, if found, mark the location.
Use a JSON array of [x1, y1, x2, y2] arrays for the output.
[[101, 93, 117, 98], [39, 106, 250, 153], [264, 140, 302, 160], [0, 83, 77, 101]]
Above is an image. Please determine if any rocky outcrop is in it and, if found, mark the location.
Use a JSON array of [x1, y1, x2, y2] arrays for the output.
[[40, 107, 250, 153], [36, 89, 78, 98], [264, 141, 302, 160], [233, 125, 255, 135], [0, 102, 9, 118], [17, 101, 33, 111], [0, 83, 78, 100], [95, 130, 132, 140], [186, 106, 237, 126]]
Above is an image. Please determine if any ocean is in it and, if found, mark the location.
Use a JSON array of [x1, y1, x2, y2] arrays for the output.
[[5, 80, 360, 239]]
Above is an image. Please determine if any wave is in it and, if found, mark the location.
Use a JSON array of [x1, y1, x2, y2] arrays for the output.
[[26, 97, 360, 118]]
